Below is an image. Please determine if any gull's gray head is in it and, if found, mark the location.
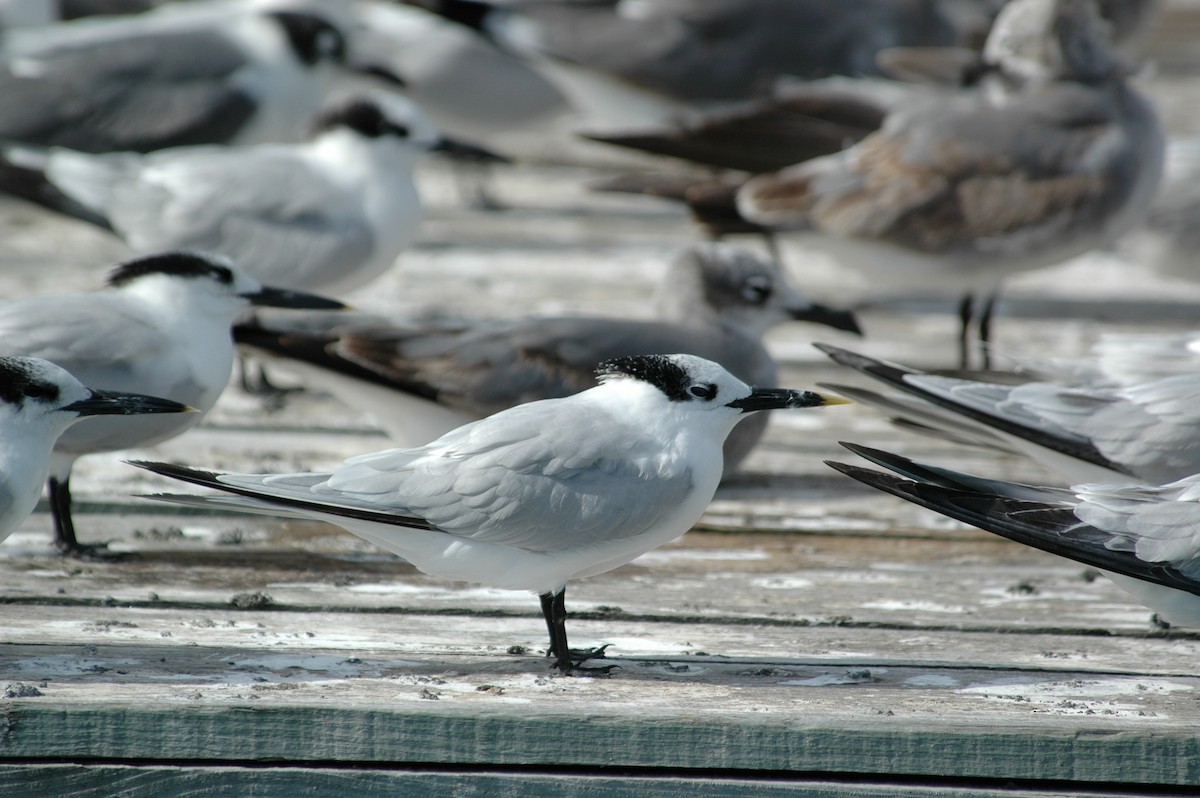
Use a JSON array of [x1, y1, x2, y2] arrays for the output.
[[106, 252, 347, 313], [984, 0, 1121, 85], [267, 11, 347, 67], [0, 357, 190, 424], [659, 243, 860, 338], [596, 353, 846, 415]]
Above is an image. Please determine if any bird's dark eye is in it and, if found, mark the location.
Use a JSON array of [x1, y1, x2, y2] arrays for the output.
[[388, 123, 411, 138], [689, 383, 717, 400], [742, 276, 772, 304]]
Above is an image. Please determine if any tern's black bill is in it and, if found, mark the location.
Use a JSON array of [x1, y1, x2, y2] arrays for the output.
[[790, 302, 862, 336], [725, 388, 849, 413], [65, 390, 195, 417], [430, 137, 510, 165], [243, 286, 348, 310]]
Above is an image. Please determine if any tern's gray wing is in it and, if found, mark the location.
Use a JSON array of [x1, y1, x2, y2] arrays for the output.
[[108, 150, 374, 286], [216, 399, 695, 553], [1072, 478, 1200, 582], [1074, 376, 1200, 484], [829, 446, 1200, 597], [329, 316, 774, 414], [0, 294, 202, 396], [0, 28, 256, 151], [742, 81, 1161, 255]]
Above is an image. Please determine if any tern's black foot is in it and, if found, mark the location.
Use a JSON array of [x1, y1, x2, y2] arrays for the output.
[[1151, 613, 1172, 630], [548, 644, 617, 676], [560, 662, 619, 677], [56, 540, 134, 562], [238, 360, 304, 403]]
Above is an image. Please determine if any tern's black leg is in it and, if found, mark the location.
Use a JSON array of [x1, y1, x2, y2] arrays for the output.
[[538, 590, 614, 675], [977, 291, 999, 371], [957, 293, 975, 370], [49, 476, 122, 561], [238, 356, 300, 402], [455, 161, 505, 211]]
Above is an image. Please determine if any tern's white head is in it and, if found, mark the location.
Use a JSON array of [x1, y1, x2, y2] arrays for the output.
[[594, 353, 843, 437], [0, 356, 191, 540], [106, 251, 346, 323]]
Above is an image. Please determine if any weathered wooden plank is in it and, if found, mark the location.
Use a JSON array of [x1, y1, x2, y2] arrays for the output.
[[0, 521, 1179, 638], [2, 698, 1197, 786], [0, 765, 1176, 798], [1, 603, 1197, 675]]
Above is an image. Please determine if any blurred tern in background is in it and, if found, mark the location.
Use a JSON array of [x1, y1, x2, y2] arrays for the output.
[[0, 2, 389, 153], [401, 0, 960, 133], [0, 357, 192, 543], [233, 242, 861, 470], [0, 95, 502, 296], [133, 353, 848, 672], [0, 251, 345, 557]]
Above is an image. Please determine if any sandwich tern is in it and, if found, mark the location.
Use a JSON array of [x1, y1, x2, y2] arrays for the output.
[[133, 353, 848, 672]]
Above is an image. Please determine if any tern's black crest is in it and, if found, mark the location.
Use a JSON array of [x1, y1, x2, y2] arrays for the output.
[[107, 253, 235, 289], [268, 11, 347, 66], [0, 359, 60, 406], [596, 355, 691, 402], [312, 101, 409, 140]]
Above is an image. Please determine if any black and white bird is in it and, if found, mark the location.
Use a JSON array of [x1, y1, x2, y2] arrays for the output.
[[829, 443, 1200, 628], [133, 353, 849, 672], [233, 242, 861, 469], [0, 251, 345, 557], [0, 2, 370, 153], [0, 95, 500, 296], [730, 0, 1164, 368], [0, 357, 191, 543], [816, 342, 1200, 487]]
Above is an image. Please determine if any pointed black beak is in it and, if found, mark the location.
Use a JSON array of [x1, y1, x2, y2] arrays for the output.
[[64, 390, 196, 417], [789, 302, 862, 336], [348, 61, 408, 88], [431, 136, 510, 165], [241, 286, 349, 310], [725, 388, 851, 414]]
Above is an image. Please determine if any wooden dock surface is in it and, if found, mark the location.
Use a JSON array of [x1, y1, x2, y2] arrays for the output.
[[5, 19, 1200, 794]]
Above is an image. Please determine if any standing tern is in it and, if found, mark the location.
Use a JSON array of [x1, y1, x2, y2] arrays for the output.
[[828, 443, 1200, 628], [133, 353, 849, 673], [0, 95, 502, 296], [233, 242, 861, 469], [0, 251, 345, 557], [0, 357, 192, 543]]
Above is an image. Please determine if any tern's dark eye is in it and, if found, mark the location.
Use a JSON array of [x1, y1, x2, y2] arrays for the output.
[[689, 383, 717, 400], [387, 122, 411, 138], [741, 276, 772, 304]]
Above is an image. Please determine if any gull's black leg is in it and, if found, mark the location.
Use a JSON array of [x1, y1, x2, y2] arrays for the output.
[[957, 293, 975, 371], [977, 290, 999, 371], [538, 589, 614, 675], [762, 231, 783, 267], [50, 476, 127, 561]]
